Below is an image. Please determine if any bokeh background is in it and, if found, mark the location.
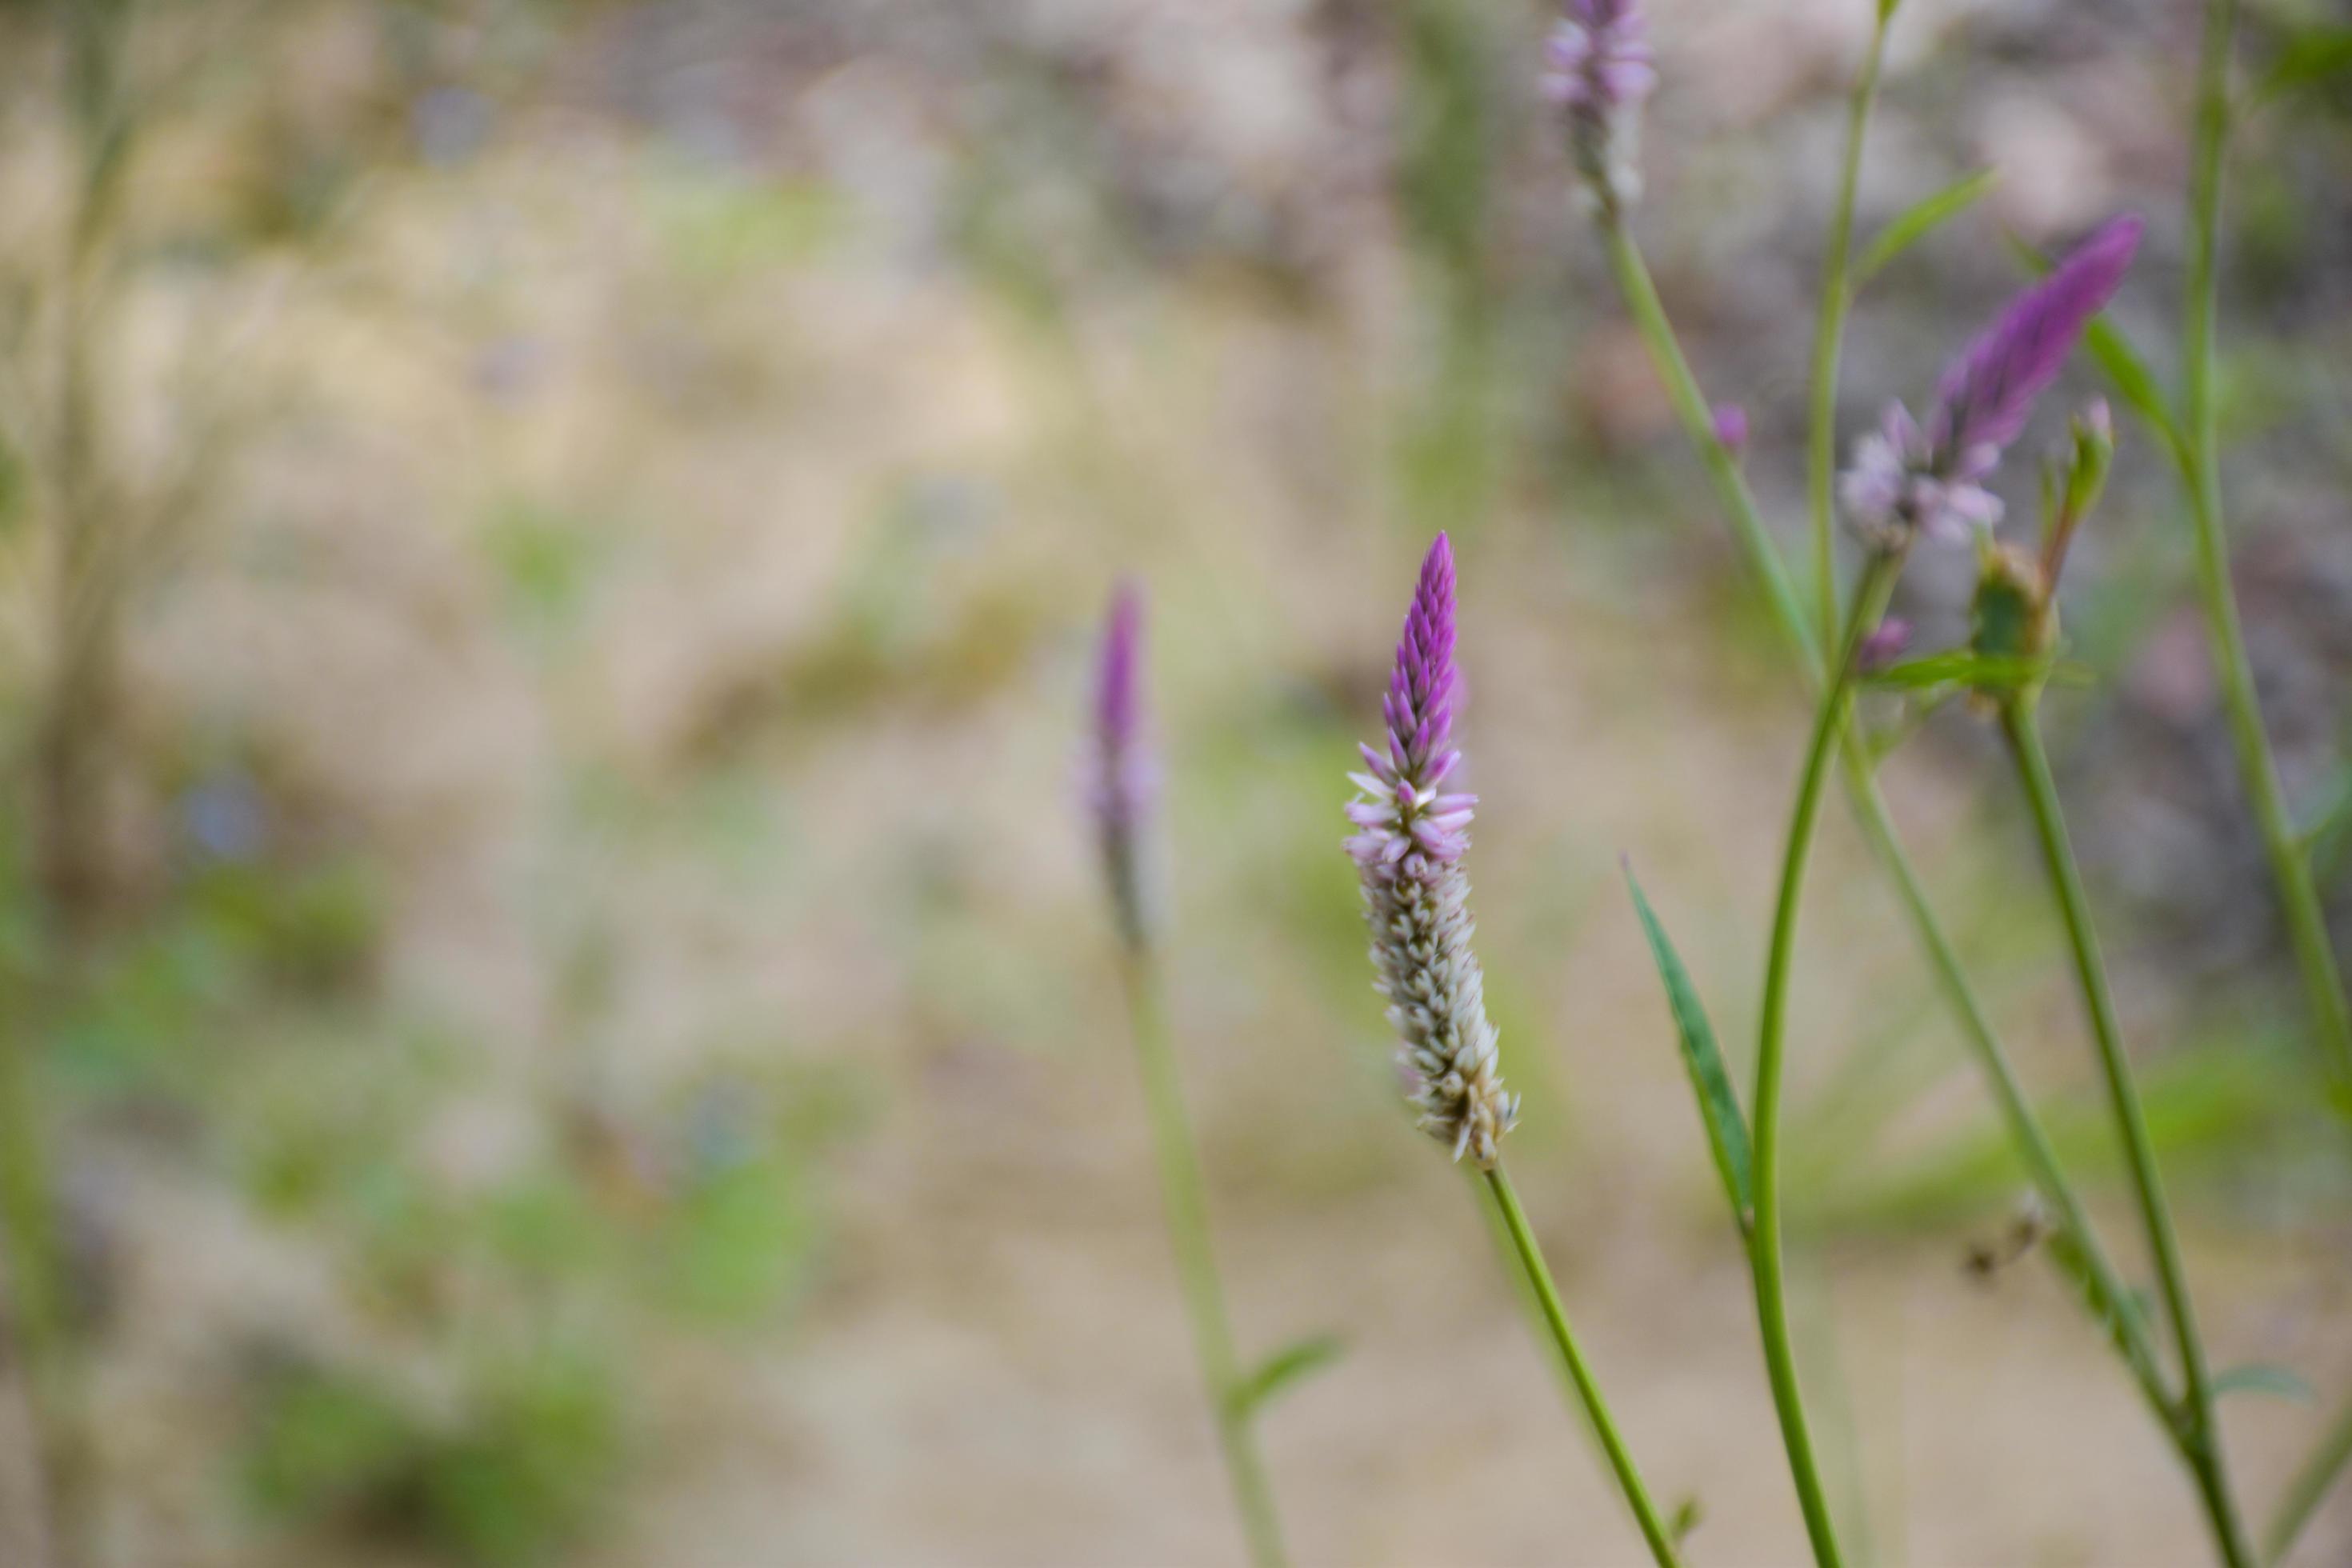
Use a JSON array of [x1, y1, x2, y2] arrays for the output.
[[0, 0, 2349, 1562]]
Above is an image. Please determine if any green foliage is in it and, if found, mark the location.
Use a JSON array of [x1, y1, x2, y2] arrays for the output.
[[2211, 1364, 2315, 1403], [1853, 170, 1998, 289], [242, 1344, 626, 1567], [1229, 1334, 1346, 1423], [1623, 867, 1753, 1234]]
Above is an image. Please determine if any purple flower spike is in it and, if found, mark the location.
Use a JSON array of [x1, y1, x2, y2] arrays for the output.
[[1543, 0, 1655, 214], [1090, 580, 1157, 946], [1346, 534, 1517, 1168], [1930, 214, 2142, 462], [1842, 215, 2140, 551]]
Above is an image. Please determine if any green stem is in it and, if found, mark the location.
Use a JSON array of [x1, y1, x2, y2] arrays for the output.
[[1804, 2, 1891, 648], [1602, 222, 1818, 686], [1998, 706, 2256, 1568], [2180, 0, 2352, 1090], [1750, 558, 1902, 1568], [1601, 212, 2175, 1426], [2266, 1388, 2352, 1565], [1481, 1166, 1685, 1568], [1117, 952, 1287, 1568]]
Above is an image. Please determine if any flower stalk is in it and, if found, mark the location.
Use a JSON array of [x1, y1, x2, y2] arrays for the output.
[[1594, 206, 2172, 1438], [2178, 0, 2352, 1093], [1090, 587, 1288, 1568], [1805, 0, 1895, 646], [1748, 552, 1905, 1568], [1346, 537, 1682, 1568], [1994, 701, 2256, 1568]]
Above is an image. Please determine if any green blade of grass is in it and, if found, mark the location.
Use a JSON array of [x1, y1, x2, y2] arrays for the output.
[[1853, 169, 1998, 289], [1624, 865, 1752, 1235]]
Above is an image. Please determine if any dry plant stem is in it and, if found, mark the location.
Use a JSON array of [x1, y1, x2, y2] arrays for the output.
[[1804, 2, 1892, 647], [1480, 1166, 1685, 1568], [2179, 0, 2352, 1091], [1600, 219, 2172, 1414], [1115, 951, 1287, 1568], [2266, 1389, 2352, 1565], [1997, 704, 2257, 1568], [1750, 558, 1901, 1568]]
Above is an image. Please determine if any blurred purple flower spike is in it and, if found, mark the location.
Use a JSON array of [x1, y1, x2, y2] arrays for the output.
[[1842, 215, 2141, 550], [1091, 580, 1157, 946], [1544, 0, 1656, 213], [1346, 534, 1517, 1167]]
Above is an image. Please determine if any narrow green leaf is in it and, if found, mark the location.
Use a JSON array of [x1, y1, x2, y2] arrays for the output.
[[1862, 650, 2086, 694], [2005, 234, 2187, 469], [1854, 169, 1998, 288], [1624, 866, 1753, 1234], [2214, 1364, 2316, 1404], [1229, 1334, 1344, 1422], [2083, 318, 2187, 472], [2258, 27, 2352, 102], [1668, 1496, 1706, 1546]]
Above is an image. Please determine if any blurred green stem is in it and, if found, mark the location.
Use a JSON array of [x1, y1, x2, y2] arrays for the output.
[[1115, 950, 1288, 1568], [2178, 0, 2352, 1092], [1599, 218, 2170, 1418], [1804, 1, 1891, 647], [2266, 1389, 2352, 1565], [1997, 703, 2255, 1568], [1481, 1166, 1685, 1568], [1750, 557, 1902, 1568]]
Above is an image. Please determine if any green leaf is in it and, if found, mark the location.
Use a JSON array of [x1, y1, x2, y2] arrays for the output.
[[1230, 1334, 1345, 1422], [2005, 234, 2186, 470], [2258, 27, 2352, 102], [1863, 650, 2085, 694], [2083, 318, 2187, 473], [1624, 867, 1753, 1235], [2214, 1364, 2316, 1404], [1669, 1496, 1706, 1545], [1854, 169, 1998, 288]]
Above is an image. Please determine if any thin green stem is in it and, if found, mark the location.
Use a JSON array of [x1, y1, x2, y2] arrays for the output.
[[1805, 3, 1891, 648], [2266, 1388, 2352, 1565], [1602, 222, 1818, 686], [1117, 952, 1287, 1568], [1750, 558, 1900, 1568], [1481, 1166, 1685, 1568], [1998, 706, 2257, 1568], [2180, 0, 2352, 1090], [1601, 212, 2175, 1425]]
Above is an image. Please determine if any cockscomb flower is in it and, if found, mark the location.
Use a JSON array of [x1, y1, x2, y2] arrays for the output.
[[1542, 0, 1656, 215], [1090, 581, 1157, 948], [1345, 534, 1518, 1167], [1841, 214, 2140, 550]]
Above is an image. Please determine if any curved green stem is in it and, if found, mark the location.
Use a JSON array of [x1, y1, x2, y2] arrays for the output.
[[1998, 706, 2256, 1568], [1750, 557, 1902, 1568], [1804, 3, 1891, 647], [2181, 0, 2352, 1090], [1117, 953, 1288, 1568], [1482, 1166, 1686, 1568], [2266, 1388, 2352, 1565]]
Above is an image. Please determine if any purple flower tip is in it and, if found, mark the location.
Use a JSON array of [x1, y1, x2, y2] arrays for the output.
[[1855, 616, 1912, 674], [1930, 214, 2142, 462], [1544, 0, 1654, 211], [1095, 579, 1144, 763], [1712, 402, 1749, 457], [1842, 214, 2138, 550], [1090, 580, 1156, 943]]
